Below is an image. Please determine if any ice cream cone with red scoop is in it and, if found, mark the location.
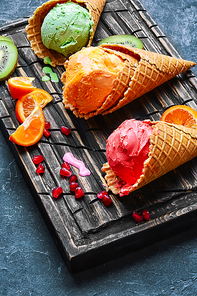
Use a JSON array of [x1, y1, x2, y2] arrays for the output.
[[102, 112, 197, 196]]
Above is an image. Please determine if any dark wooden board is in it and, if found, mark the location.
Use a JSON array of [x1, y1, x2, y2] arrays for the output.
[[1, 0, 197, 272]]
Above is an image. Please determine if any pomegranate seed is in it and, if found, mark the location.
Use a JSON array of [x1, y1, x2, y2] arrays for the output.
[[60, 167, 72, 178], [97, 193, 103, 199], [52, 186, 63, 199], [45, 121, 51, 130], [75, 187, 84, 199], [102, 194, 112, 206], [142, 209, 150, 221], [97, 190, 108, 199], [132, 211, 143, 223], [36, 163, 45, 174], [69, 175, 77, 183], [61, 162, 70, 170], [43, 128, 51, 138], [70, 182, 78, 192], [61, 126, 71, 136], [32, 155, 44, 165]]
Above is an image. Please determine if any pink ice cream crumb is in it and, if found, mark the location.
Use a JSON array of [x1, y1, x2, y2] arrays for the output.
[[63, 152, 91, 177]]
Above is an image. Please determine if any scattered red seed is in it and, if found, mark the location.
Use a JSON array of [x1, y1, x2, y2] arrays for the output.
[[102, 194, 112, 206], [142, 209, 150, 221], [97, 190, 108, 199], [97, 190, 112, 206], [32, 155, 44, 165], [61, 162, 70, 170], [97, 193, 103, 199], [60, 126, 71, 136], [132, 211, 143, 223], [60, 167, 72, 178], [75, 187, 84, 198], [52, 186, 63, 199], [70, 182, 78, 192], [45, 121, 51, 130], [36, 163, 45, 174], [69, 174, 77, 183], [43, 128, 51, 138]]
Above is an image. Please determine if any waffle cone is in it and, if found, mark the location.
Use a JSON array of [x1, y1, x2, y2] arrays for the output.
[[100, 44, 196, 115], [102, 121, 197, 196], [25, 0, 106, 67]]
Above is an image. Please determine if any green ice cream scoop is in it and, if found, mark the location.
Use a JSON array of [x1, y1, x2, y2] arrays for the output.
[[41, 2, 94, 58]]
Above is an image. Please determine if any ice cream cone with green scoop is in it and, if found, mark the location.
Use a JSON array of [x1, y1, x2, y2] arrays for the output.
[[26, 0, 106, 67]]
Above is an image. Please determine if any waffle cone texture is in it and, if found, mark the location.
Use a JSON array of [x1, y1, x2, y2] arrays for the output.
[[25, 0, 106, 66], [102, 121, 197, 196], [62, 44, 196, 119]]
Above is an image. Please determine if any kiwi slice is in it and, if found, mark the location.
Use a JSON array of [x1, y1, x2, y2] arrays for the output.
[[0, 36, 14, 43], [0, 37, 18, 82], [98, 35, 144, 49]]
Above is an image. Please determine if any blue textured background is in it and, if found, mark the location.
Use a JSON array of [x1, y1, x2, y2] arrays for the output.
[[0, 1, 197, 295]]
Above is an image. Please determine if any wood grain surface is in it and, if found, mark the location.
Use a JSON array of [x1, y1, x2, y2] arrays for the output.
[[0, 0, 197, 272]]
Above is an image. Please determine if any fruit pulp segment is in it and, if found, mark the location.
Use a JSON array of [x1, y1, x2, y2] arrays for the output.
[[165, 109, 197, 127], [13, 77, 33, 86], [0, 49, 4, 64]]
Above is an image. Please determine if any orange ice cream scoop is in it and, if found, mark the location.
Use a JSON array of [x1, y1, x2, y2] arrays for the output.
[[106, 119, 153, 196], [62, 47, 125, 115]]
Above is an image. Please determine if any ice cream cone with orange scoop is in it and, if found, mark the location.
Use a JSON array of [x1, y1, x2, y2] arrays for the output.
[[61, 44, 196, 119]]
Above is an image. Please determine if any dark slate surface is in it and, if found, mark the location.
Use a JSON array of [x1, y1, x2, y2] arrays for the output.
[[1, 0, 197, 295]]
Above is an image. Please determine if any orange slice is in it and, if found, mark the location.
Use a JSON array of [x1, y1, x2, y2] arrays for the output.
[[9, 106, 45, 146], [160, 105, 197, 128], [15, 88, 53, 123], [8, 77, 36, 100]]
